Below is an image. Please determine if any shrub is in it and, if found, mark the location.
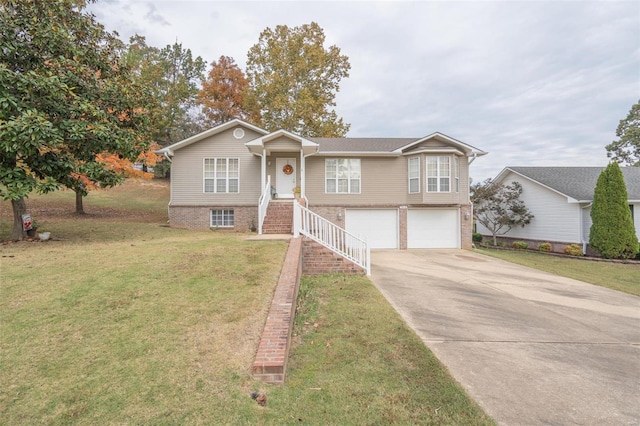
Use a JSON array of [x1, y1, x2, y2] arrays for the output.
[[564, 244, 583, 256], [589, 163, 639, 259], [538, 242, 552, 252], [512, 241, 528, 250], [472, 233, 483, 243]]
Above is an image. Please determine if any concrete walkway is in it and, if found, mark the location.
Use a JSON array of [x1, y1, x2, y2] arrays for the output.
[[369, 249, 640, 426]]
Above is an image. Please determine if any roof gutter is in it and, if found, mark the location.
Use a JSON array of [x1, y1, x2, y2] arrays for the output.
[[468, 152, 477, 164]]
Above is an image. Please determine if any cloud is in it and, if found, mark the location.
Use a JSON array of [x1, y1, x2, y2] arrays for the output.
[[88, 0, 639, 181], [145, 4, 170, 26]]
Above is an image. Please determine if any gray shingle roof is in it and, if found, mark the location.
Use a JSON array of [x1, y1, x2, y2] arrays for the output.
[[508, 167, 640, 201], [309, 137, 418, 152]]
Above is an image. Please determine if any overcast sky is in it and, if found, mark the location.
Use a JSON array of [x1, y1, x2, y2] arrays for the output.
[[89, 0, 639, 181]]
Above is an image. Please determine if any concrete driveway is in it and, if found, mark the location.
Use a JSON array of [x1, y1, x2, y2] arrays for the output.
[[369, 249, 640, 426]]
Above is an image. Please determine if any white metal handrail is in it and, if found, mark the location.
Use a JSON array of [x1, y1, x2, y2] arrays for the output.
[[258, 175, 271, 234], [294, 202, 370, 275]]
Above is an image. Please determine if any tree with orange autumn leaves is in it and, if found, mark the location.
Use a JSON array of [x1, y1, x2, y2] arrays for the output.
[[197, 55, 258, 127]]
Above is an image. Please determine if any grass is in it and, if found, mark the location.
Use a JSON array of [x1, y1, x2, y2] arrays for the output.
[[1, 180, 493, 424], [476, 247, 640, 296]]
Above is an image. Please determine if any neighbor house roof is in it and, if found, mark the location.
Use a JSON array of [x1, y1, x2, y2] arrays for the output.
[[498, 166, 640, 202]]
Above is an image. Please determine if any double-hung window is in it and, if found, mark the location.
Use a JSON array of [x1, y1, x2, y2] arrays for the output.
[[427, 156, 450, 192], [408, 157, 420, 193], [204, 158, 239, 193], [325, 159, 361, 194]]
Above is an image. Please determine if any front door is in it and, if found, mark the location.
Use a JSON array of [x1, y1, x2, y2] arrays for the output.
[[276, 158, 296, 198]]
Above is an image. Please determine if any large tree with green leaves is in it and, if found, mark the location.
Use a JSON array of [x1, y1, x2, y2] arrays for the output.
[[589, 163, 639, 259], [606, 100, 639, 166], [471, 179, 534, 245], [0, 0, 152, 240], [246, 22, 351, 137], [125, 35, 206, 146]]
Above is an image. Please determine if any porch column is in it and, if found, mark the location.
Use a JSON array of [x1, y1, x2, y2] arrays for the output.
[[300, 149, 305, 198], [261, 148, 266, 192]]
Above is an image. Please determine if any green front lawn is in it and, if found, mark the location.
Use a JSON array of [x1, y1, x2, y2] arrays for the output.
[[476, 248, 640, 296], [0, 181, 493, 424]]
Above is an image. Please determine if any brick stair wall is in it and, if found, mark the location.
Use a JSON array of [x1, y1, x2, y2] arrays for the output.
[[262, 201, 293, 234], [302, 238, 366, 275]]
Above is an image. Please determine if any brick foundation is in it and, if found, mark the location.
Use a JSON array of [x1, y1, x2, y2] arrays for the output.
[[301, 238, 366, 275], [168, 205, 257, 232]]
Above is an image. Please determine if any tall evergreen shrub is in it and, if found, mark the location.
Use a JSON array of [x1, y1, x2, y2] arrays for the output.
[[589, 163, 639, 259]]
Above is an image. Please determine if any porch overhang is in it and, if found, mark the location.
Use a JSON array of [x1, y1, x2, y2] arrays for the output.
[[245, 129, 319, 156]]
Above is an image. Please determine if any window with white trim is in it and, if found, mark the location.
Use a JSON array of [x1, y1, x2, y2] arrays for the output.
[[427, 156, 450, 192], [204, 158, 239, 193], [325, 159, 361, 194], [454, 156, 459, 193], [408, 157, 420, 193], [211, 209, 234, 227]]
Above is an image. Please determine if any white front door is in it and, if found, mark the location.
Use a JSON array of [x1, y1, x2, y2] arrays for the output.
[[276, 158, 296, 198]]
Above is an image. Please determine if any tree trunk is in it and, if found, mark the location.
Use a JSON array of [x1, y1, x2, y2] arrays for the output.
[[11, 197, 27, 241], [75, 189, 85, 214], [493, 234, 498, 246]]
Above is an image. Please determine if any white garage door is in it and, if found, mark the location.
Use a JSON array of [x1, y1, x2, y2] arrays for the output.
[[407, 209, 459, 248], [345, 209, 398, 249]]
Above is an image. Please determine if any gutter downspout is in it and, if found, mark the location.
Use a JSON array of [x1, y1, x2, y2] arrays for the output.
[[580, 203, 592, 254]]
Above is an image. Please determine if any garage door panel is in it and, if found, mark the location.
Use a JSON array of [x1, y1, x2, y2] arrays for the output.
[[408, 209, 458, 248], [346, 209, 398, 249]]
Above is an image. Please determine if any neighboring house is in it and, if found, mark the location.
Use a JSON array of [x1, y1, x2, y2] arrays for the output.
[[157, 119, 487, 251], [477, 166, 640, 253]]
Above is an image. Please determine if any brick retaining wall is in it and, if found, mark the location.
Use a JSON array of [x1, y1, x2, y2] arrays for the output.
[[252, 237, 302, 384]]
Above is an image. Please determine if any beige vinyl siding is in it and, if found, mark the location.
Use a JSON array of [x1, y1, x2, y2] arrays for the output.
[[405, 140, 451, 151], [265, 136, 301, 151], [170, 127, 263, 205], [305, 156, 408, 205], [305, 153, 471, 206]]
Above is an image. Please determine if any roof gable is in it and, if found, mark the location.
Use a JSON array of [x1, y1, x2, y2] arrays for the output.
[[157, 119, 268, 155], [397, 132, 487, 157], [497, 166, 640, 202]]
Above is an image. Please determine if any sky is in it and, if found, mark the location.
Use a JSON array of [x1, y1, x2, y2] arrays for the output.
[[88, 0, 640, 182]]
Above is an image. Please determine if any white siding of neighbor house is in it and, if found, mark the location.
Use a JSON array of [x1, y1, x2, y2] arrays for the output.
[[635, 203, 640, 241], [476, 171, 582, 243], [170, 127, 263, 206]]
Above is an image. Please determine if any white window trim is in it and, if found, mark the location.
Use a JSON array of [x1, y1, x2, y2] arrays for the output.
[[427, 156, 451, 193], [203, 158, 240, 194], [210, 209, 234, 227], [408, 157, 420, 194], [325, 158, 361, 194]]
